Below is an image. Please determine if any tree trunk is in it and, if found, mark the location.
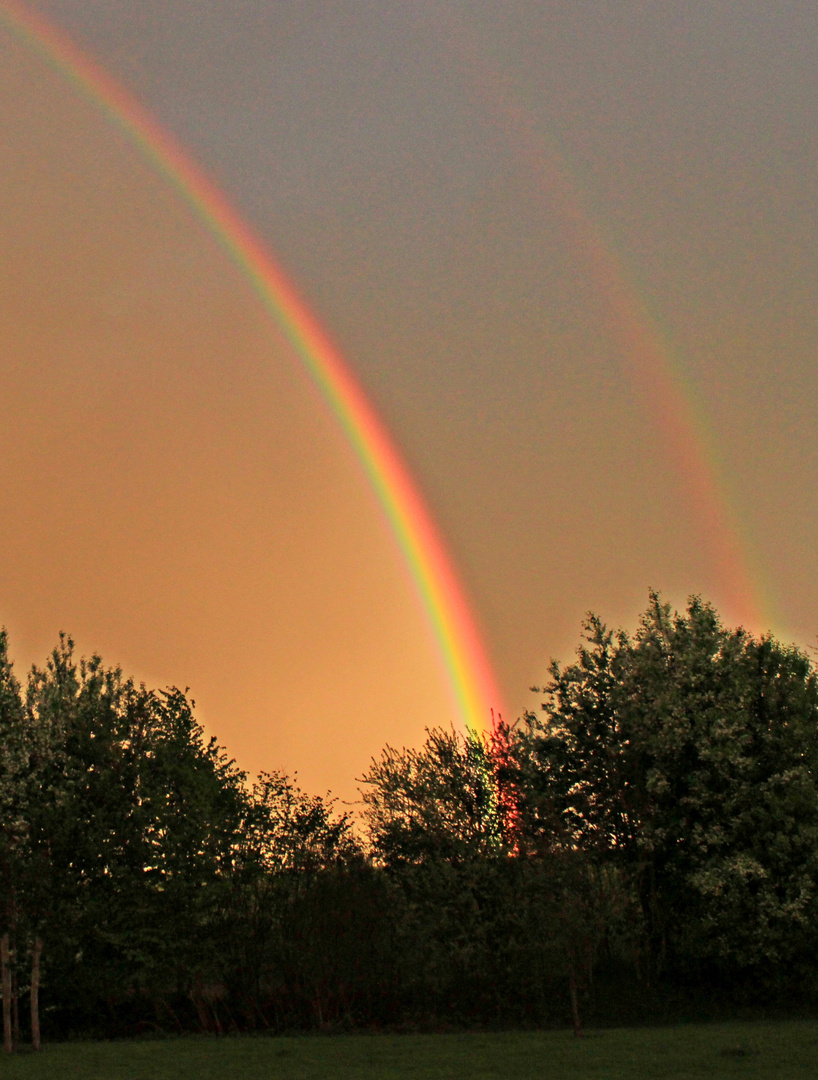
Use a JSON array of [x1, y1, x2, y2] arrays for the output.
[[191, 973, 210, 1033], [30, 938, 42, 1052], [1, 934, 11, 1053], [11, 965, 18, 1052], [568, 959, 582, 1038]]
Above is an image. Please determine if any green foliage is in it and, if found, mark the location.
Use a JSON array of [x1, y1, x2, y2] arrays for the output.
[[360, 727, 509, 866], [242, 770, 358, 874], [0, 629, 28, 922], [1, 594, 818, 1040], [0, 628, 365, 1037], [519, 592, 818, 981], [359, 726, 636, 1027]]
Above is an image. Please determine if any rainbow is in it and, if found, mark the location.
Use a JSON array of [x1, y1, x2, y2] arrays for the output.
[[0, 0, 505, 732], [521, 139, 769, 633], [431, 9, 770, 635]]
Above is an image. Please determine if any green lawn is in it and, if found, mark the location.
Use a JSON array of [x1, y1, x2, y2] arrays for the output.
[[0, 1021, 815, 1079]]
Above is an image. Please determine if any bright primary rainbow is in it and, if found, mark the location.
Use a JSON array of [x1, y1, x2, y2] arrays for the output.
[[0, 0, 505, 733]]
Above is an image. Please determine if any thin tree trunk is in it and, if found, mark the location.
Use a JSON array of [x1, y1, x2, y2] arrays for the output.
[[1, 934, 11, 1053], [11, 964, 18, 1052], [568, 959, 582, 1038], [30, 938, 42, 1052]]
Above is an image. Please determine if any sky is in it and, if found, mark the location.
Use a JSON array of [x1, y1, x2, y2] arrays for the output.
[[1, 1, 816, 804]]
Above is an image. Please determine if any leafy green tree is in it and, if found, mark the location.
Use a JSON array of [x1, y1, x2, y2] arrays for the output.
[[518, 593, 818, 984], [1, 626, 388, 1034], [361, 726, 509, 867], [359, 726, 631, 1028], [12, 634, 255, 1033], [220, 771, 362, 1029], [359, 728, 515, 1020]]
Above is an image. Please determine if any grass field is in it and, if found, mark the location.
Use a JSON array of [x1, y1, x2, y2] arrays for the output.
[[0, 1020, 815, 1078]]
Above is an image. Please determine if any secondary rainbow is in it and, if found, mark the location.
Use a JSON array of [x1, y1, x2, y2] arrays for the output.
[[435, 10, 770, 635], [0, 0, 505, 732]]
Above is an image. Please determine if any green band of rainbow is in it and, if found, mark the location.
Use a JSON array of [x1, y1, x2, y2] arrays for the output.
[[0, 0, 505, 733]]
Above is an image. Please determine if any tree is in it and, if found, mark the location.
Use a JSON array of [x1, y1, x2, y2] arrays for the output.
[[517, 593, 818, 985], [0, 625, 380, 1037], [361, 726, 510, 868], [359, 725, 631, 1028], [11, 633, 256, 1036], [222, 770, 362, 1030]]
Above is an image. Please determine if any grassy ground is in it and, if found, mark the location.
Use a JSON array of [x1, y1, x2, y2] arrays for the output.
[[0, 1020, 815, 1079]]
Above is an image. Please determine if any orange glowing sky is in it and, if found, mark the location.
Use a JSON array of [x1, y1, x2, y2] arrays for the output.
[[2, 2, 817, 803]]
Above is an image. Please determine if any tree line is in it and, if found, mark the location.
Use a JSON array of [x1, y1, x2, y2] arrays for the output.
[[1, 592, 817, 1047]]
